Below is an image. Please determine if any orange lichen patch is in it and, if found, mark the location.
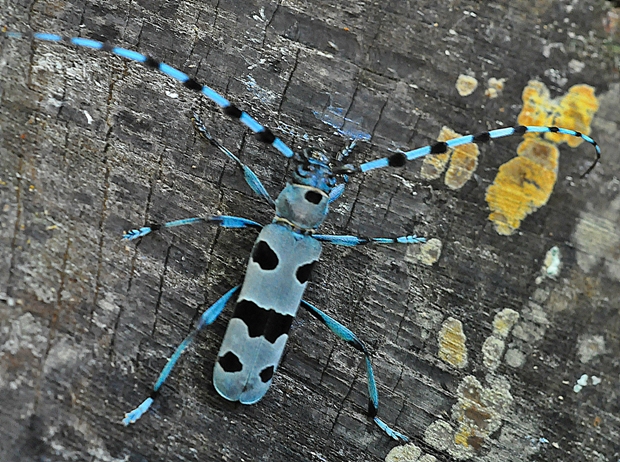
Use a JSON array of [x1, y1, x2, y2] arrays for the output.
[[517, 80, 599, 148], [438, 317, 468, 368], [420, 126, 480, 190], [486, 138, 559, 235], [518, 80, 552, 127], [486, 82, 599, 235], [550, 85, 599, 147]]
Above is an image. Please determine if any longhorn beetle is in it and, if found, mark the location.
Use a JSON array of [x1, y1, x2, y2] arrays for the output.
[[3, 29, 601, 441]]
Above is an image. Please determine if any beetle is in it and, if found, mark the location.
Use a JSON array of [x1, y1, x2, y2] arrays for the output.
[[3, 29, 600, 441]]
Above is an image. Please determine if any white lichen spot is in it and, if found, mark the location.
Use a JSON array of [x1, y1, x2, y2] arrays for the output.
[[418, 456, 437, 462], [425, 420, 474, 458], [438, 317, 468, 368], [568, 59, 585, 73], [577, 374, 589, 386], [573, 372, 603, 393], [385, 443, 423, 462], [482, 336, 505, 371], [83, 110, 93, 124], [577, 334, 606, 363], [410, 308, 444, 341], [542, 42, 566, 58], [485, 77, 506, 99], [42, 337, 81, 376], [417, 238, 442, 266], [543, 68, 568, 87], [536, 246, 562, 284], [456, 74, 478, 97], [543, 246, 562, 278], [573, 373, 588, 393], [93, 294, 122, 331], [512, 321, 546, 343], [504, 348, 526, 368]]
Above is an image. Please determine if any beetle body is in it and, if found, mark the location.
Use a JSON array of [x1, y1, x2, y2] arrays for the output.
[[214, 153, 332, 403], [215, 222, 322, 403]]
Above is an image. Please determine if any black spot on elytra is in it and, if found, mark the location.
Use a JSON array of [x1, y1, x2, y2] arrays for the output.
[[296, 261, 316, 284], [232, 299, 294, 343], [259, 366, 274, 383], [233, 300, 269, 338], [252, 241, 279, 270], [304, 190, 322, 204], [264, 312, 293, 343], [218, 351, 243, 373]]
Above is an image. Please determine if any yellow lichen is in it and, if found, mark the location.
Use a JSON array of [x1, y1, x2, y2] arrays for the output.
[[550, 85, 599, 147], [517, 80, 599, 147], [438, 317, 468, 368], [454, 426, 473, 448], [486, 138, 559, 235], [486, 79, 598, 235]]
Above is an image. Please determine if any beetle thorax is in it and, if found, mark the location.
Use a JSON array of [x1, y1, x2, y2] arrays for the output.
[[274, 183, 329, 231], [272, 147, 337, 231]]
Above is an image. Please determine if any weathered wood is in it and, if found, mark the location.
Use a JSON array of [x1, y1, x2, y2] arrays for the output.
[[1, 1, 618, 461]]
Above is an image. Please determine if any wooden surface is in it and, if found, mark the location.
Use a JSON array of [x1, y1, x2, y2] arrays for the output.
[[1, 1, 618, 461]]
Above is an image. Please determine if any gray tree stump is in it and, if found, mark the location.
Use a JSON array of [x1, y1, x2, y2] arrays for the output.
[[1, 1, 618, 461]]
